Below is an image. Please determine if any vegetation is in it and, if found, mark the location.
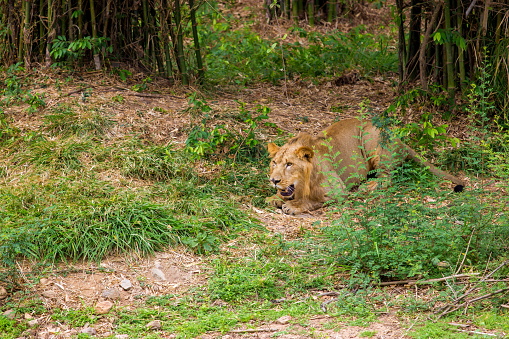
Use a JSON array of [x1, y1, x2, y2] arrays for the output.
[[1, 0, 508, 338]]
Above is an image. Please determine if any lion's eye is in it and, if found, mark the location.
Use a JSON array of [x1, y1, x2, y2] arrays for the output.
[[286, 162, 293, 168], [272, 161, 277, 167]]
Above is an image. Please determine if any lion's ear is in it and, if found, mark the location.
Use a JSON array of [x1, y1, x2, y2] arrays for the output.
[[295, 146, 314, 161], [267, 143, 280, 158]]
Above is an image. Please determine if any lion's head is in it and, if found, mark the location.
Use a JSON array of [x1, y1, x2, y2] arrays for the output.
[[267, 134, 315, 202]]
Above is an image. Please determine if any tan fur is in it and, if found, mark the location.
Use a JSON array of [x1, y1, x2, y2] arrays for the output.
[[267, 118, 465, 215]]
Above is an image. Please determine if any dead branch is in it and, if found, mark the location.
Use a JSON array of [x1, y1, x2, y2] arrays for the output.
[[378, 273, 479, 286]]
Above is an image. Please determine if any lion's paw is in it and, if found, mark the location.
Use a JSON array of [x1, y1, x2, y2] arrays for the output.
[[266, 195, 284, 208]]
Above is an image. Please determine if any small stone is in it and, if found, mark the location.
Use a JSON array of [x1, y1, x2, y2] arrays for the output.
[[146, 320, 162, 330], [95, 300, 114, 314], [3, 309, 15, 319], [28, 319, 39, 327], [151, 268, 166, 281], [115, 335, 129, 339], [0, 286, 7, 300], [119, 279, 133, 291], [81, 327, 97, 336], [101, 288, 121, 300], [39, 278, 52, 286], [41, 290, 58, 299], [276, 315, 292, 325]]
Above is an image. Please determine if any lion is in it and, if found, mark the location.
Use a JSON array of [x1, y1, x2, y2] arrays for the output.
[[267, 118, 465, 215]]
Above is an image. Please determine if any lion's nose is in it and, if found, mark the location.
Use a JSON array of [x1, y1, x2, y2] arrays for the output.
[[271, 178, 280, 185]]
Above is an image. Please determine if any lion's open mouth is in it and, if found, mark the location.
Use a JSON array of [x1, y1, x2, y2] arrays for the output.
[[279, 184, 295, 197]]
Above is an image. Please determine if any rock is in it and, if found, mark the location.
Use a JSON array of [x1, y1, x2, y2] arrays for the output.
[[119, 279, 133, 291], [3, 309, 16, 319], [0, 286, 7, 300], [81, 327, 97, 336], [276, 315, 292, 325], [95, 300, 114, 314], [101, 288, 121, 300], [150, 268, 166, 281], [115, 335, 129, 339], [27, 319, 39, 327], [41, 290, 58, 299], [39, 278, 52, 287], [146, 320, 162, 330]]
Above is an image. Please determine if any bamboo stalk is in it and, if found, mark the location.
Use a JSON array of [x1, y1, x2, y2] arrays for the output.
[[189, 0, 204, 83], [45, 0, 56, 67], [292, 0, 299, 23], [89, 0, 101, 70], [419, 2, 442, 91], [396, 0, 406, 82], [78, 0, 83, 39], [307, 0, 315, 26], [174, 0, 189, 85], [21, 0, 32, 66], [160, 0, 174, 78], [327, 0, 336, 23], [444, 0, 455, 102]]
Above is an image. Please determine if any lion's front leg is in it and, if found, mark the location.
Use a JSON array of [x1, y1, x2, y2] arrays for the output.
[[281, 199, 323, 215], [266, 194, 285, 209]]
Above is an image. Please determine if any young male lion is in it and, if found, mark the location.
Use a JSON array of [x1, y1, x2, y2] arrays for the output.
[[267, 118, 465, 215]]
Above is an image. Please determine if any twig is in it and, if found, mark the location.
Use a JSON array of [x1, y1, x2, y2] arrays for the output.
[[456, 329, 497, 337], [465, 0, 478, 16], [453, 260, 508, 304], [231, 329, 273, 333], [455, 228, 475, 275], [378, 273, 479, 286], [437, 287, 509, 319], [321, 298, 338, 313]]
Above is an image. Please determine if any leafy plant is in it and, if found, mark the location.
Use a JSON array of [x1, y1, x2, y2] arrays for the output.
[[50, 35, 112, 66], [397, 112, 460, 150], [185, 100, 272, 161]]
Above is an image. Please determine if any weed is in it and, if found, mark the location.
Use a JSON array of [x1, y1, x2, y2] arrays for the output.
[[17, 139, 90, 170], [51, 307, 98, 327], [43, 104, 113, 137], [0, 110, 19, 145], [111, 94, 125, 103], [0, 315, 25, 339], [360, 330, 377, 337], [119, 143, 194, 181], [185, 99, 273, 162]]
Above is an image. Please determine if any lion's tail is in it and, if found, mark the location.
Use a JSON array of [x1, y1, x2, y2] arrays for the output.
[[402, 144, 465, 192]]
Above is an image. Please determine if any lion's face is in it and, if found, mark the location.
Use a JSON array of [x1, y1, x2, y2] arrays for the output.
[[267, 142, 314, 200]]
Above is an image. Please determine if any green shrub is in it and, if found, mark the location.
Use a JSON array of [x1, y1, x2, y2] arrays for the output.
[[322, 167, 508, 283]]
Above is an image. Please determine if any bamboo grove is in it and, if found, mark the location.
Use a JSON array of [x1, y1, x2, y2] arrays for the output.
[[396, 0, 509, 115], [265, 0, 362, 25], [0, 0, 204, 84]]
